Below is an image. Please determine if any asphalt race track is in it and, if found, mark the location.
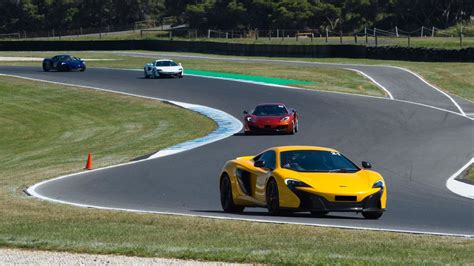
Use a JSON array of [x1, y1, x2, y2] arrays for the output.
[[1, 65, 473, 236]]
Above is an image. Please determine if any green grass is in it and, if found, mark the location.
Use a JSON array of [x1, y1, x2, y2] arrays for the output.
[[464, 165, 474, 181], [0, 64, 472, 264]]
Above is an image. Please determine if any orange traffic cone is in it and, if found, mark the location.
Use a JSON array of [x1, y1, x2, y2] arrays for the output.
[[85, 153, 93, 170]]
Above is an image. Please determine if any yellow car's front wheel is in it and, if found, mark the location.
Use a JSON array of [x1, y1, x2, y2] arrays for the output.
[[266, 179, 281, 215]]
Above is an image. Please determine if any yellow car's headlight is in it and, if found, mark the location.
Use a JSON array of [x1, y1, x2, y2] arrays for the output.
[[372, 180, 384, 189], [285, 178, 310, 188]]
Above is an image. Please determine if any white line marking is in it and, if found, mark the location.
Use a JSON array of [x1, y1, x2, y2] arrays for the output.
[[24, 182, 474, 238], [446, 158, 474, 199], [2, 72, 472, 236], [113, 51, 467, 115], [114, 67, 473, 121], [343, 68, 394, 99], [388, 65, 466, 116]]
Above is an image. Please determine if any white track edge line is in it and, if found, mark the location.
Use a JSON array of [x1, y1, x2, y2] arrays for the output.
[[3, 72, 473, 234], [24, 186, 474, 238], [446, 158, 474, 199], [114, 67, 473, 121], [115, 51, 467, 115], [343, 68, 394, 99], [388, 65, 466, 116]]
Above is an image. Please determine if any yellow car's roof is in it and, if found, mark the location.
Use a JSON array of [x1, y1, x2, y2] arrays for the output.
[[272, 146, 338, 153]]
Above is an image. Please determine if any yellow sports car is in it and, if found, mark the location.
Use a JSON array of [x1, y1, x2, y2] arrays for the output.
[[219, 146, 386, 219]]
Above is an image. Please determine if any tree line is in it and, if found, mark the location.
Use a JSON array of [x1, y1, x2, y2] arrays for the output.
[[1, 0, 472, 33]]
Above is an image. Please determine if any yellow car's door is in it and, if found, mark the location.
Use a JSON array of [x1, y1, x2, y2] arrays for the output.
[[252, 150, 277, 203]]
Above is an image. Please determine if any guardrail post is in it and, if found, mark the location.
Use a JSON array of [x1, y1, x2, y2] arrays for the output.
[[208, 29, 210, 38], [432, 26, 435, 37], [460, 33, 463, 47], [395, 26, 399, 37], [420, 26, 424, 37], [408, 35, 410, 47], [255, 29, 258, 40], [269, 30, 271, 40], [354, 31, 357, 43], [52, 29, 55, 38], [339, 31, 342, 44], [311, 32, 313, 42], [296, 30, 299, 41], [282, 29, 285, 40], [169, 30, 173, 40], [375, 33, 378, 46], [325, 27, 328, 43], [277, 29, 279, 38], [365, 27, 368, 44]]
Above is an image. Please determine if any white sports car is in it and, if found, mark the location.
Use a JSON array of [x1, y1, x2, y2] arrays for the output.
[[144, 59, 184, 79]]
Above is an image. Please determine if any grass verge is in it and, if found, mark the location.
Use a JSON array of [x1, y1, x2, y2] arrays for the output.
[[0, 72, 472, 264], [463, 165, 474, 181]]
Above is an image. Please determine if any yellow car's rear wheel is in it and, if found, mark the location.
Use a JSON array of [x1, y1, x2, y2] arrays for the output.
[[220, 174, 244, 213]]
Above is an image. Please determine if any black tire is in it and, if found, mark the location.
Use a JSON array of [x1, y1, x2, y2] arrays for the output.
[[220, 174, 244, 213], [294, 119, 299, 133], [362, 211, 383, 219], [178, 72, 183, 78], [289, 122, 296, 135], [310, 211, 329, 217], [266, 178, 281, 215], [42, 61, 50, 72], [80, 65, 86, 72]]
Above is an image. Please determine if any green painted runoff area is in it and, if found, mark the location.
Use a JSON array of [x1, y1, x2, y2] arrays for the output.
[[186, 69, 312, 85]]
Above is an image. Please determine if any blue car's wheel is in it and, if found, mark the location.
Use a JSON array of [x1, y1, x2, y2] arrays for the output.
[[80, 65, 86, 72], [42, 61, 51, 72]]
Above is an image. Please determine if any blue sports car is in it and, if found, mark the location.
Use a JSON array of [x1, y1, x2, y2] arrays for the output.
[[42, 55, 86, 72]]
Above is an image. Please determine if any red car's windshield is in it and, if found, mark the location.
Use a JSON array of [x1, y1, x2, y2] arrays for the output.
[[252, 105, 288, 116]]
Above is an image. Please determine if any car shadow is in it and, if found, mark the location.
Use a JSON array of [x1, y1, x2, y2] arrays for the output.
[[192, 210, 363, 220]]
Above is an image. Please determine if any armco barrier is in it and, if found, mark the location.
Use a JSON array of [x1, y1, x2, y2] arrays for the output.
[[0, 40, 472, 62]]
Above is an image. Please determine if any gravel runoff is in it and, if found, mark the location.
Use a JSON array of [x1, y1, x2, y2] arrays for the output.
[[0, 249, 249, 265]]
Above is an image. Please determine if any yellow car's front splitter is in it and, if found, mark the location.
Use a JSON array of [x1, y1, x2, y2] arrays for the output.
[[284, 186, 385, 212]]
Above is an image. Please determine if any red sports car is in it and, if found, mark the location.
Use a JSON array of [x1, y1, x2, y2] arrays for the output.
[[243, 103, 299, 134]]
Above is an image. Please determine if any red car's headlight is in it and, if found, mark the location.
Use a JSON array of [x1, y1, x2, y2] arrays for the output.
[[280, 116, 290, 122], [246, 117, 255, 122]]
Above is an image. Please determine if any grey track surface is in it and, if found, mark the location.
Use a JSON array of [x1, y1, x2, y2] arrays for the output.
[[1, 65, 473, 236], [107, 51, 474, 114]]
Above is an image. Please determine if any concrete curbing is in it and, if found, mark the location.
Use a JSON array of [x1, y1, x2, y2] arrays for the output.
[[446, 158, 474, 199]]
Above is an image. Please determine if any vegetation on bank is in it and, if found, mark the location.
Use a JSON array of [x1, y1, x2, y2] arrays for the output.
[[1, 1, 472, 37]]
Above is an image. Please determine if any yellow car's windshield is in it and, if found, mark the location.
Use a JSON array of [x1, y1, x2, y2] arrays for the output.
[[280, 150, 360, 172]]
